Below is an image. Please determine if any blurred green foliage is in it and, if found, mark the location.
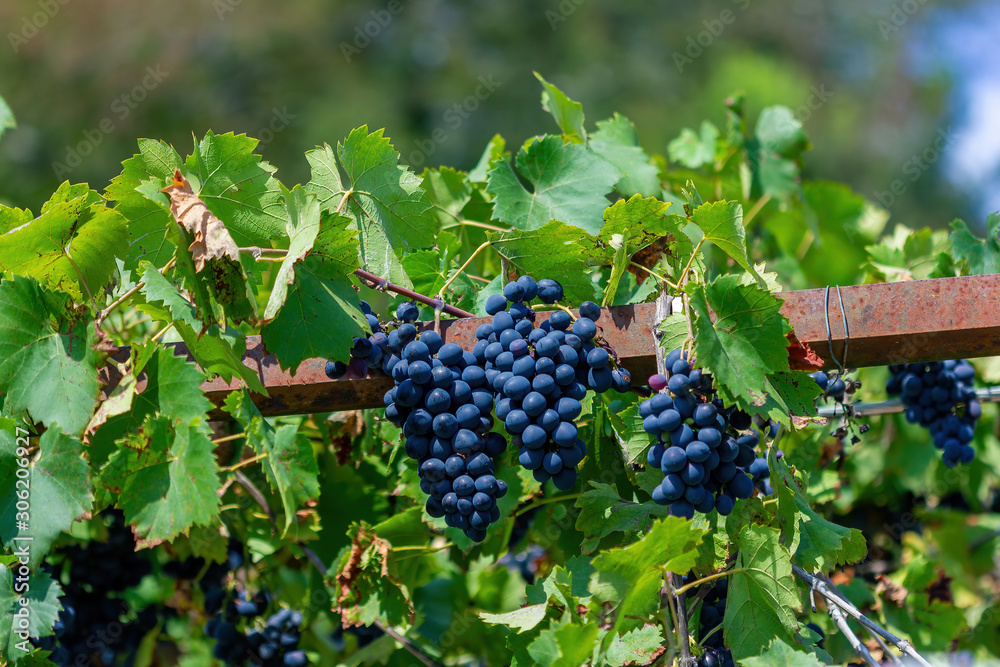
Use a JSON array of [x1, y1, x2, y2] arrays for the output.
[[0, 0, 971, 238]]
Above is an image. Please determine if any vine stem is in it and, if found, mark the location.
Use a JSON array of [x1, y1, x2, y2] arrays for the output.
[[741, 194, 771, 229], [671, 568, 749, 596], [437, 241, 491, 302], [441, 219, 507, 233], [826, 596, 880, 666], [513, 492, 583, 518], [675, 238, 705, 292], [150, 322, 174, 342], [96, 257, 176, 328], [628, 261, 679, 291], [335, 189, 354, 214], [220, 452, 268, 472], [792, 565, 933, 667], [212, 432, 246, 445], [354, 268, 474, 318], [232, 473, 443, 667]]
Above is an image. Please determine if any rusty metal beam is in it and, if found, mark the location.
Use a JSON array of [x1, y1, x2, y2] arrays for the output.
[[103, 274, 1000, 418]]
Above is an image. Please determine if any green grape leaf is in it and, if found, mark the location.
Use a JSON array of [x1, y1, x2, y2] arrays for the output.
[[310, 209, 361, 277], [751, 370, 823, 425], [605, 624, 665, 667], [746, 107, 809, 200], [590, 113, 662, 198], [0, 183, 129, 301], [138, 261, 207, 330], [668, 121, 720, 170], [421, 166, 473, 227], [487, 220, 596, 304], [863, 224, 954, 282], [769, 447, 865, 572], [105, 139, 185, 270], [0, 566, 61, 659], [0, 276, 101, 436], [741, 639, 824, 667], [139, 265, 266, 393], [0, 429, 93, 568], [89, 345, 212, 472], [950, 214, 1000, 275], [689, 200, 766, 286], [686, 275, 792, 417], [100, 414, 221, 547], [0, 96, 14, 141], [261, 255, 368, 371], [591, 516, 705, 633], [183, 131, 288, 246], [223, 389, 320, 535], [469, 134, 507, 183], [264, 185, 322, 320], [756, 106, 810, 157], [658, 312, 689, 356], [306, 126, 436, 289], [607, 398, 653, 467], [575, 483, 669, 555], [724, 524, 801, 661], [534, 72, 587, 143], [584, 195, 685, 262], [479, 603, 549, 633], [601, 234, 630, 307], [486, 135, 622, 236], [527, 622, 599, 667]]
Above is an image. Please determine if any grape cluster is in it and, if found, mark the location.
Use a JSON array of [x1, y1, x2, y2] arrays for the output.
[[325, 300, 412, 380], [380, 314, 509, 542], [477, 277, 630, 490], [32, 511, 159, 666], [497, 544, 547, 584], [642, 349, 758, 519], [206, 602, 308, 667], [886, 360, 981, 467], [694, 576, 734, 667], [809, 370, 851, 403]]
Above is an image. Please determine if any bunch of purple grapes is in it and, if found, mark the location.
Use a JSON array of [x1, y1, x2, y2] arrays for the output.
[[886, 360, 981, 467], [693, 576, 734, 667], [475, 276, 631, 490], [325, 301, 420, 380], [379, 316, 509, 542], [206, 600, 309, 666], [641, 349, 758, 518]]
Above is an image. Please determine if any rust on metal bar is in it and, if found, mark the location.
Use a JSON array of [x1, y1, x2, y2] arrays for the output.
[[96, 275, 1000, 417]]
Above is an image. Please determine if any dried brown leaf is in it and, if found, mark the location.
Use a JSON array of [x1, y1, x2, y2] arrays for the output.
[[162, 169, 240, 272]]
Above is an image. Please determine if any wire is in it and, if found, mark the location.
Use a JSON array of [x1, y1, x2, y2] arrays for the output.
[[824, 285, 850, 373], [817, 386, 1000, 417]]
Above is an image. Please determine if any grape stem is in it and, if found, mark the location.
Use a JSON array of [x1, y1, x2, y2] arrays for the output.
[[741, 193, 772, 230], [96, 257, 177, 328], [354, 268, 475, 318], [437, 241, 491, 303], [792, 565, 933, 667], [628, 261, 679, 291], [513, 492, 583, 518], [440, 218, 507, 233], [220, 452, 269, 472], [671, 568, 749, 596]]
